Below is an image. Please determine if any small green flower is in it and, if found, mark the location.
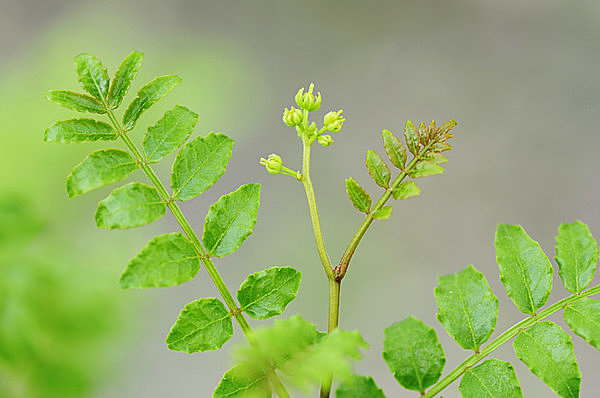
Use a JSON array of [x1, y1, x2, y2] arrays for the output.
[[260, 154, 283, 174], [318, 134, 333, 147], [282, 107, 303, 127], [295, 83, 322, 112], [323, 110, 345, 133]]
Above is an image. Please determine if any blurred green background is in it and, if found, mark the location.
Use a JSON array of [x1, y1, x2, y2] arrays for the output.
[[2, 0, 600, 396]]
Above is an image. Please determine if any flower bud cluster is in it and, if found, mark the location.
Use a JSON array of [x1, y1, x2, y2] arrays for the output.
[[279, 83, 345, 148]]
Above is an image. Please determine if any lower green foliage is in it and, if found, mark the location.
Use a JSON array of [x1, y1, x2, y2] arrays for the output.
[[335, 375, 386, 398]]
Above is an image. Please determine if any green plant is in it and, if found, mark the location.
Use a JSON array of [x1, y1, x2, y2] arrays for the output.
[[45, 52, 600, 398]]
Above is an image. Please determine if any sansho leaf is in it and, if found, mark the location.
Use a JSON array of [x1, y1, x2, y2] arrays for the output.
[[122, 75, 181, 130], [435, 265, 498, 351], [345, 177, 371, 213], [108, 50, 144, 109], [95, 182, 165, 229], [408, 161, 444, 178], [44, 119, 116, 143], [171, 133, 233, 201], [66, 149, 138, 198], [203, 184, 260, 258], [555, 220, 598, 294], [366, 150, 391, 188], [459, 359, 523, 398], [237, 266, 302, 320], [166, 298, 233, 353], [382, 316, 445, 392], [46, 90, 106, 114], [404, 120, 420, 155], [382, 129, 406, 169], [372, 206, 392, 220], [233, 315, 366, 391], [513, 321, 580, 398], [213, 363, 271, 398], [564, 298, 600, 351], [74, 53, 109, 101], [495, 224, 553, 315], [392, 181, 420, 200], [143, 105, 199, 163], [336, 375, 387, 398], [120, 233, 200, 289]]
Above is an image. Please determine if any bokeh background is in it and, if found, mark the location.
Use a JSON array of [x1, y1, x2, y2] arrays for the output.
[[2, 0, 600, 396]]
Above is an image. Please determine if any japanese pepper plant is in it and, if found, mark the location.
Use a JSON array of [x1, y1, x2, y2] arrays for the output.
[[45, 51, 600, 398]]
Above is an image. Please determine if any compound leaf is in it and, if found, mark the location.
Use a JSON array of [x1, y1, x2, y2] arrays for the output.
[[372, 206, 392, 220], [166, 298, 233, 353], [143, 105, 198, 163], [366, 150, 391, 188], [392, 181, 420, 200], [46, 90, 106, 114], [513, 321, 580, 398], [171, 133, 233, 201], [44, 119, 116, 143], [382, 129, 406, 169], [459, 359, 523, 398], [237, 266, 302, 320], [120, 233, 200, 289], [108, 50, 144, 109], [404, 120, 420, 156], [213, 363, 271, 398], [234, 315, 366, 391], [382, 316, 445, 392], [203, 184, 260, 257], [345, 177, 371, 213], [564, 298, 600, 351], [555, 220, 598, 294], [66, 149, 137, 198], [408, 161, 444, 178], [122, 75, 181, 130], [495, 224, 553, 315], [435, 265, 499, 351], [95, 182, 165, 229], [74, 53, 109, 101], [336, 375, 387, 398]]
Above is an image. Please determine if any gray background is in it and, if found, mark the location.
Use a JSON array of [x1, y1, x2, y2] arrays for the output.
[[2, 0, 600, 396]]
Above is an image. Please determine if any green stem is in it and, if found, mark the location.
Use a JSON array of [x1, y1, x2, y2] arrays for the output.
[[104, 110, 289, 398], [423, 284, 600, 398], [335, 141, 435, 281], [301, 137, 335, 281], [300, 135, 338, 398]]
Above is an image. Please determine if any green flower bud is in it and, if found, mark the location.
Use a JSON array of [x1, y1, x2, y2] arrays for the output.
[[295, 83, 322, 112], [323, 109, 345, 133], [282, 106, 303, 127], [259, 154, 283, 174], [318, 134, 333, 147]]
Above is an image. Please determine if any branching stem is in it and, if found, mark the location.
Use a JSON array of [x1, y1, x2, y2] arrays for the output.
[[335, 141, 435, 281], [104, 109, 290, 398], [423, 284, 600, 398]]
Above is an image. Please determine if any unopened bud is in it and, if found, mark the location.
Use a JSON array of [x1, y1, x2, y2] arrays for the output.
[[323, 110, 345, 133], [259, 154, 283, 174], [282, 107, 303, 127], [318, 134, 333, 147], [295, 83, 322, 112]]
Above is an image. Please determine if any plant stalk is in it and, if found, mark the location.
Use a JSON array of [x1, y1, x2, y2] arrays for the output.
[[423, 284, 600, 397], [335, 141, 435, 281], [300, 136, 338, 398], [105, 109, 289, 398]]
